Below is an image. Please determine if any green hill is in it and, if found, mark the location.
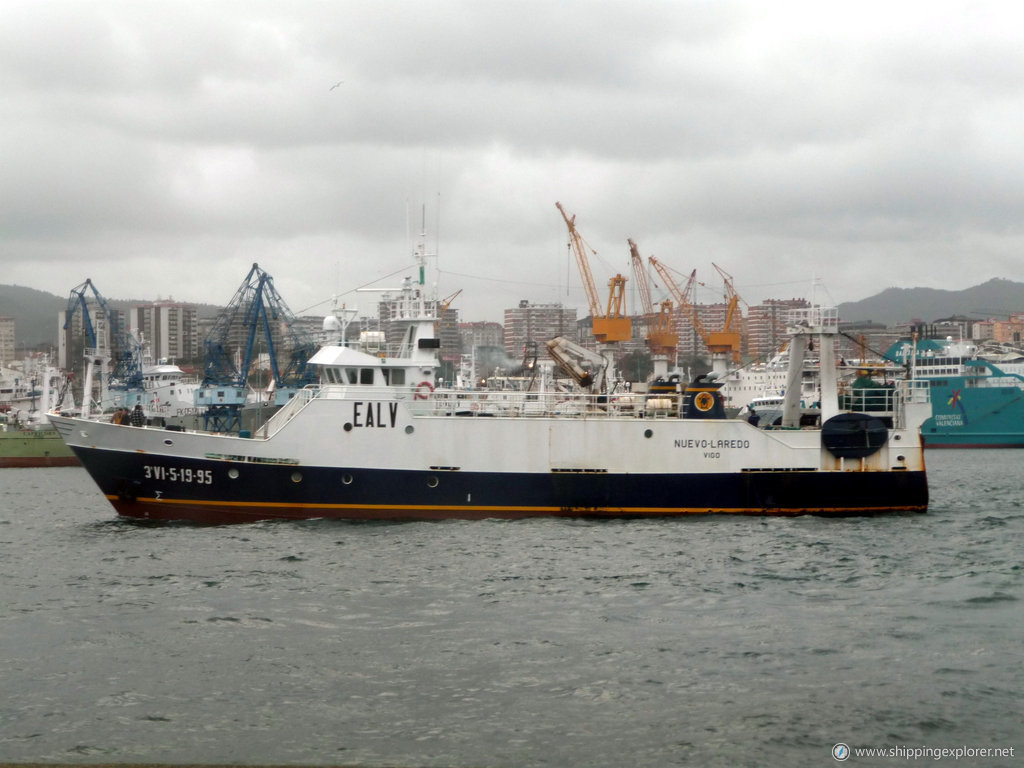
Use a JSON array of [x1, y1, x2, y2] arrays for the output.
[[0, 284, 68, 347], [836, 278, 1024, 326], [0, 284, 222, 349]]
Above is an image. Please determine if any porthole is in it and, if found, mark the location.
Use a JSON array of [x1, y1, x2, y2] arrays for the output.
[[79, 430, 89, 438], [427, 476, 439, 488], [341, 473, 353, 485], [228, 468, 240, 479], [343, 422, 353, 432], [291, 472, 302, 483], [405, 425, 415, 434], [644, 429, 653, 439], [163, 438, 174, 446]]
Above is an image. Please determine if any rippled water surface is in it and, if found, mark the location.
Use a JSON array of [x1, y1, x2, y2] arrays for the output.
[[1, 452, 1022, 767]]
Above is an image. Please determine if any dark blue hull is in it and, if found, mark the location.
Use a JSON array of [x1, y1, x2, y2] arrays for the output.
[[72, 446, 929, 524]]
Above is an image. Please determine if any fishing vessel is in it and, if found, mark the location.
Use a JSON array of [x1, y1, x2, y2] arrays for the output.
[[48, 261, 930, 522], [0, 358, 79, 468], [101, 360, 202, 428], [0, 419, 78, 467], [886, 337, 1024, 448]]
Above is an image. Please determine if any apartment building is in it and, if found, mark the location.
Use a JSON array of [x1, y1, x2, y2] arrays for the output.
[[503, 301, 577, 360], [128, 302, 200, 363]]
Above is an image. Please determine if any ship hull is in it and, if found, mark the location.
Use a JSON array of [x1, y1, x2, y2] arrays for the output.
[[68, 443, 927, 524], [921, 377, 1024, 448], [0, 431, 79, 468]]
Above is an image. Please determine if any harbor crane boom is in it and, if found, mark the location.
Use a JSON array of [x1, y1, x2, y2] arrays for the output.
[[64, 278, 144, 390], [195, 263, 318, 432], [714, 263, 743, 353], [628, 239, 677, 358], [64, 278, 145, 416], [649, 257, 742, 374], [556, 202, 631, 343]]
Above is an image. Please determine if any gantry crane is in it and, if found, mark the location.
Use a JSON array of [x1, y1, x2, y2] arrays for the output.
[[555, 202, 631, 343], [628, 239, 677, 376], [195, 263, 318, 432], [649, 258, 742, 375], [64, 278, 145, 416]]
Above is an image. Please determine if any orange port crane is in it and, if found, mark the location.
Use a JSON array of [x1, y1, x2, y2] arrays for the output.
[[556, 202, 632, 343], [628, 238, 677, 356], [714, 263, 743, 359], [649, 257, 743, 365]]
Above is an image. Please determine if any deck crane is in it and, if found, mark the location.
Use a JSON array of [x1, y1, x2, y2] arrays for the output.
[[546, 336, 609, 391], [195, 263, 318, 433], [649, 258, 742, 377], [555, 202, 632, 344], [64, 278, 144, 417], [628, 239, 677, 377]]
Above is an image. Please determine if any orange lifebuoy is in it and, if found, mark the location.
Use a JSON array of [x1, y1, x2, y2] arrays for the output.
[[694, 391, 715, 412], [415, 381, 434, 400]]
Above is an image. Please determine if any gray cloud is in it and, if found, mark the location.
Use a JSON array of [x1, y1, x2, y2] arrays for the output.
[[3, 0, 1024, 322]]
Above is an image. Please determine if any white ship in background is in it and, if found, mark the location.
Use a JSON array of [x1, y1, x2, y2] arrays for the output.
[[0, 355, 75, 422], [719, 351, 822, 413], [101, 359, 201, 428]]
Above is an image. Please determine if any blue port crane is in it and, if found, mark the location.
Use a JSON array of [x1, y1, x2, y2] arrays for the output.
[[64, 279, 145, 408], [195, 263, 318, 432]]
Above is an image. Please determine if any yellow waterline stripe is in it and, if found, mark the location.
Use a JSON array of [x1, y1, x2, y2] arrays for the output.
[[107, 495, 924, 514]]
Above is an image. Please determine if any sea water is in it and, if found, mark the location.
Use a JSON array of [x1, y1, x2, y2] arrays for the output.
[[1, 452, 1021, 767]]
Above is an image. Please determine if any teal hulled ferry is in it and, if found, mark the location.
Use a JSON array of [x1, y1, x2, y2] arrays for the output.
[[886, 337, 1024, 448]]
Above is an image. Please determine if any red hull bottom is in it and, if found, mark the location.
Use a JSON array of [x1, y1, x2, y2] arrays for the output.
[[0, 456, 80, 468], [108, 496, 928, 525]]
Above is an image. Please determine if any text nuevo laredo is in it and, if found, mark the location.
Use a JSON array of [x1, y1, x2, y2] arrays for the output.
[[674, 439, 751, 449]]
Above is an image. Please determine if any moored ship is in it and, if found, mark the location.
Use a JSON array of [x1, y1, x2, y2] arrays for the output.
[[48, 266, 931, 523], [101, 360, 202, 429], [0, 426, 78, 468], [0, 410, 78, 468], [0, 358, 79, 468], [886, 337, 1024, 448]]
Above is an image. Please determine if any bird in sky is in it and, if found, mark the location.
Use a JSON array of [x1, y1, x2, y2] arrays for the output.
[[329, 80, 343, 90]]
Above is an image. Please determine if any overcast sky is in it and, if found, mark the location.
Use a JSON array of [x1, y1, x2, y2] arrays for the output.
[[3, 1, 1024, 322]]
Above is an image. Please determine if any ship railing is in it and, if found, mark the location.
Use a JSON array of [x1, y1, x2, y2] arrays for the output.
[[899, 379, 931, 405], [278, 384, 648, 419], [895, 379, 931, 430], [786, 306, 838, 332], [422, 388, 648, 418], [838, 386, 898, 414], [255, 380, 926, 429], [838, 380, 930, 428], [254, 386, 317, 438]]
